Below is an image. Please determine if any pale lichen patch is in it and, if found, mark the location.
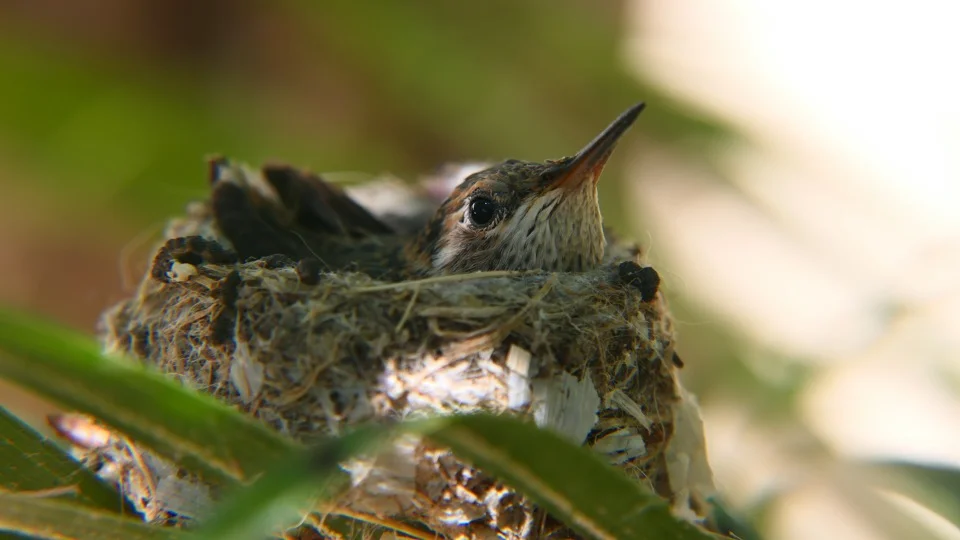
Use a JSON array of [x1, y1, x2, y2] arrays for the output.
[[166, 262, 198, 282], [229, 340, 264, 404], [505, 345, 533, 410], [532, 371, 601, 445]]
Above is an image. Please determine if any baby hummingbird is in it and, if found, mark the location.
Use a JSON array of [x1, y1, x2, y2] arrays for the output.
[[405, 102, 645, 275], [211, 103, 645, 279]]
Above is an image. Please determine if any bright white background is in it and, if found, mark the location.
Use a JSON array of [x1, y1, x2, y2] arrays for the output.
[[625, 1, 960, 538]]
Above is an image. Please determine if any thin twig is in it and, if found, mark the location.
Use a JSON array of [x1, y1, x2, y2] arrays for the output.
[[323, 507, 438, 539], [275, 342, 340, 406], [350, 270, 526, 293], [395, 286, 421, 333], [437, 273, 558, 340]]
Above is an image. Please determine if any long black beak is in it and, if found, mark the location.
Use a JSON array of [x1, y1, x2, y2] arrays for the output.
[[551, 102, 645, 191]]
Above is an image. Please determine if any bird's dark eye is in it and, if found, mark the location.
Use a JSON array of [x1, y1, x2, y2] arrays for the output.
[[468, 197, 498, 227]]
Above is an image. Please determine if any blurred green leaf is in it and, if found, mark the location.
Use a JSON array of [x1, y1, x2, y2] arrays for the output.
[[301, 1, 725, 160], [0, 34, 402, 226], [0, 406, 128, 514], [429, 415, 718, 540], [194, 424, 393, 540], [198, 414, 717, 540], [0, 490, 182, 540], [708, 496, 765, 540], [858, 460, 960, 532], [0, 306, 297, 484], [840, 473, 945, 540]]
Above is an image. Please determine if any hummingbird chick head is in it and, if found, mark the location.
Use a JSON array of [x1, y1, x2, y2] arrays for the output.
[[409, 103, 645, 275]]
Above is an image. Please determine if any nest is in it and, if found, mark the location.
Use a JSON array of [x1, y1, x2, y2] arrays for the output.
[[81, 160, 714, 539]]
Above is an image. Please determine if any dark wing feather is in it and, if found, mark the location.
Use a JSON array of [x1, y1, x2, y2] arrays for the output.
[[261, 164, 394, 237]]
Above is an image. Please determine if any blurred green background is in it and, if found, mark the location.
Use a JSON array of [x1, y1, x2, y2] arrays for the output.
[[3, 2, 959, 539], [0, 0, 717, 330]]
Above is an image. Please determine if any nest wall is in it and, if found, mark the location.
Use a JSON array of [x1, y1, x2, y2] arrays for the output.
[[84, 161, 711, 539]]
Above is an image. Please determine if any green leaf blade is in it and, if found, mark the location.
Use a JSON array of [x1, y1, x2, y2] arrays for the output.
[[197, 414, 717, 540], [427, 415, 716, 540], [0, 490, 184, 540], [0, 307, 297, 484], [859, 460, 960, 532], [194, 424, 394, 540], [0, 406, 128, 514]]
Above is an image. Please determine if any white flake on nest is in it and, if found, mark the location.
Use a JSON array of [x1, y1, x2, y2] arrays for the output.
[[151, 457, 214, 519], [605, 387, 654, 431], [505, 345, 533, 409], [593, 427, 648, 465], [51, 413, 113, 449], [381, 344, 599, 445], [380, 353, 509, 412], [340, 434, 418, 516], [54, 414, 213, 523], [229, 340, 264, 404], [531, 371, 601, 445], [118, 449, 213, 522], [166, 262, 198, 282], [436, 505, 488, 527], [665, 384, 717, 523], [593, 388, 663, 466]]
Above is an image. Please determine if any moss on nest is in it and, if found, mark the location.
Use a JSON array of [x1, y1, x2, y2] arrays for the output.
[[88, 160, 711, 539]]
